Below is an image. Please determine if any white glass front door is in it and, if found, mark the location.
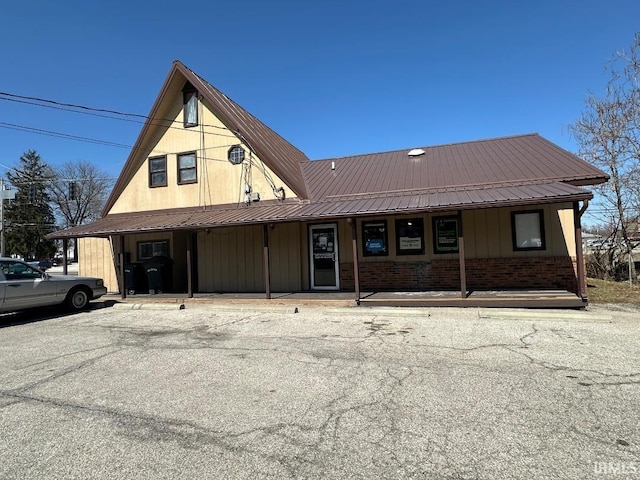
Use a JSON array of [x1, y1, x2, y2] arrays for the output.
[[309, 224, 339, 290]]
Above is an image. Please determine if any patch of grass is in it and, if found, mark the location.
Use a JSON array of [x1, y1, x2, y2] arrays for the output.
[[587, 278, 640, 305]]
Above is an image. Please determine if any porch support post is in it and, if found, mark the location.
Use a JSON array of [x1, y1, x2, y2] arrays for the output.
[[574, 200, 588, 299], [62, 238, 69, 275], [119, 235, 126, 299], [348, 218, 360, 304], [263, 224, 271, 300], [186, 231, 193, 298], [458, 211, 467, 298]]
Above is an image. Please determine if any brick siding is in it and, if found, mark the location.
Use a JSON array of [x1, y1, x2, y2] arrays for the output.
[[340, 257, 579, 294]]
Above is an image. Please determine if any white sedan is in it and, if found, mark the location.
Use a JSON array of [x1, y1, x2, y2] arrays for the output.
[[0, 258, 107, 313]]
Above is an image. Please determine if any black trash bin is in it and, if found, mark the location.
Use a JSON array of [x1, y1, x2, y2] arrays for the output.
[[144, 256, 173, 294], [124, 263, 147, 295]]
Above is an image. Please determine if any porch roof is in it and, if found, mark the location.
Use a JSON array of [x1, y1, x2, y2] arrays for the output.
[[48, 180, 592, 239]]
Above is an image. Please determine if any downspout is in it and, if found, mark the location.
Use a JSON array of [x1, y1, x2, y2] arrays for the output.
[[263, 224, 271, 300], [348, 218, 361, 305], [187, 232, 193, 298], [574, 200, 589, 301], [119, 235, 126, 300], [458, 211, 467, 298]]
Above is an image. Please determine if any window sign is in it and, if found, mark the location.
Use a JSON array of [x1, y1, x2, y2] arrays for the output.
[[362, 220, 388, 257], [511, 210, 546, 250], [395, 218, 425, 255], [433, 216, 459, 253]]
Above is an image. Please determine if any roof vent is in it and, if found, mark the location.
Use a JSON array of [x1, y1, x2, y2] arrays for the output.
[[408, 148, 425, 157]]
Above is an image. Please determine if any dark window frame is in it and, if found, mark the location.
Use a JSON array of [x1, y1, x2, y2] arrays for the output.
[[361, 220, 389, 257], [148, 156, 167, 188], [177, 151, 198, 185], [182, 82, 198, 128], [432, 215, 459, 254], [511, 210, 546, 251], [137, 240, 170, 261], [228, 145, 245, 165], [395, 218, 425, 255]]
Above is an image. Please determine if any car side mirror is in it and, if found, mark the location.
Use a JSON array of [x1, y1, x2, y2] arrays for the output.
[[42, 273, 50, 280]]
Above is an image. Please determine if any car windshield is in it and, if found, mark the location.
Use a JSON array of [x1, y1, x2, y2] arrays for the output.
[[1, 261, 42, 280]]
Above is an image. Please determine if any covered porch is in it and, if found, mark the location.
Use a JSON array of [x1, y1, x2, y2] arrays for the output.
[[54, 196, 592, 309]]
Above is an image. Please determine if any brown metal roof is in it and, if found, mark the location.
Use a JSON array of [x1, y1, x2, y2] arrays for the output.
[[60, 60, 609, 241], [49, 181, 593, 239], [186, 63, 310, 199], [302, 134, 608, 202], [101, 61, 309, 215]]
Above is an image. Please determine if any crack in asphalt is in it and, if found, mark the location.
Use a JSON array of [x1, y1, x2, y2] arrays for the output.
[[2, 311, 638, 479], [5, 348, 124, 395]]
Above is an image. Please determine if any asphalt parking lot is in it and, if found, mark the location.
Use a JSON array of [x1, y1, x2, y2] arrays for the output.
[[1, 303, 639, 479]]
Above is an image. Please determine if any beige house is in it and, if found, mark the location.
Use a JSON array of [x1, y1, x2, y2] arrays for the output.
[[51, 61, 609, 307]]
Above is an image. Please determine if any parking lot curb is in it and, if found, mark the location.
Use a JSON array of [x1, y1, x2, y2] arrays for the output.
[[323, 307, 431, 317], [199, 305, 299, 314], [111, 302, 186, 311], [478, 309, 613, 322]]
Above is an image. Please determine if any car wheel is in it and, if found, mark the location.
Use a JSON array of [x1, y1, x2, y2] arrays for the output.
[[66, 287, 90, 311]]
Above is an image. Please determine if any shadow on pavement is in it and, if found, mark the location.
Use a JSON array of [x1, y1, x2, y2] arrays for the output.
[[0, 300, 118, 329]]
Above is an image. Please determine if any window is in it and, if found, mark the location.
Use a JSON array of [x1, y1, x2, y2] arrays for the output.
[[511, 210, 546, 251], [183, 82, 198, 127], [1, 261, 42, 280], [395, 218, 425, 255], [362, 220, 388, 257], [138, 240, 169, 260], [149, 156, 167, 187], [177, 152, 197, 184], [228, 145, 245, 165], [432, 216, 459, 254]]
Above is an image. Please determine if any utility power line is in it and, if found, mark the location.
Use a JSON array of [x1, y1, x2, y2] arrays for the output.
[[0, 91, 238, 138]]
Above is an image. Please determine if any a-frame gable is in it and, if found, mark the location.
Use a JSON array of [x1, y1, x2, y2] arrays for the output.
[[102, 60, 309, 216]]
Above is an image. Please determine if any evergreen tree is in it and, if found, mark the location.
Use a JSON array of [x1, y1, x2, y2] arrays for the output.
[[4, 150, 57, 259]]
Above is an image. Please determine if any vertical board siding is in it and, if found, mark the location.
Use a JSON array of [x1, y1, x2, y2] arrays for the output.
[[78, 237, 118, 292], [270, 223, 302, 291], [81, 204, 576, 295], [197, 225, 265, 292]]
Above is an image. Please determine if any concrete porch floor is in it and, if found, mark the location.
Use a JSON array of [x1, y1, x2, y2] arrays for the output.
[[106, 289, 586, 309]]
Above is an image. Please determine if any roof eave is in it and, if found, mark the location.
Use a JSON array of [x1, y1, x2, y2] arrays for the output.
[[101, 60, 310, 217], [101, 63, 183, 217], [48, 189, 592, 240]]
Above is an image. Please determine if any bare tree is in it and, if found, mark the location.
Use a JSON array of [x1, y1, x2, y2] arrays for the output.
[[47, 160, 113, 260], [571, 33, 640, 283]]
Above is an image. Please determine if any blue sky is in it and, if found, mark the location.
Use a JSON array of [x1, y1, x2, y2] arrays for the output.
[[0, 0, 638, 189]]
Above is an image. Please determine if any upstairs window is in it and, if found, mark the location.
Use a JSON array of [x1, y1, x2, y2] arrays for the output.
[[228, 145, 245, 165], [149, 156, 167, 187], [182, 82, 198, 127], [177, 152, 197, 184], [512, 210, 546, 251]]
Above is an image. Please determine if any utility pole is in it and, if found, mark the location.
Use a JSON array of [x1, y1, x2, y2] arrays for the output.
[[0, 178, 17, 257]]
